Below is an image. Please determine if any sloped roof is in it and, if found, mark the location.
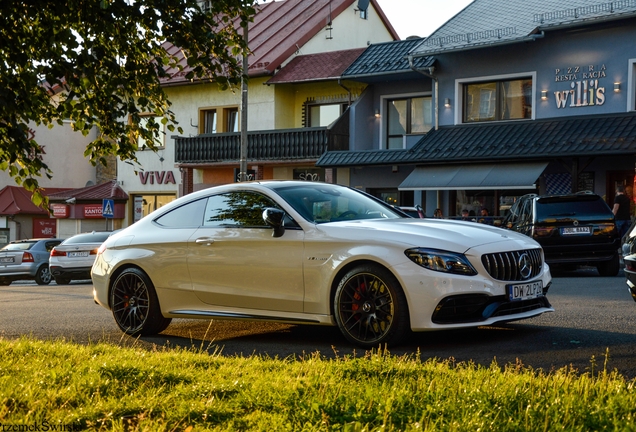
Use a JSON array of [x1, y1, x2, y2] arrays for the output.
[[266, 48, 366, 84], [342, 38, 434, 78], [0, 186, 71, 215], [410, 0, 636, 57], [47, 180, 128, 202], [161, 0, 399, 86], [316, 112, 636, 167]]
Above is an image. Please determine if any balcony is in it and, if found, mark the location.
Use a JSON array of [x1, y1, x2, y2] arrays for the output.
[[175, 115, 349, 164]]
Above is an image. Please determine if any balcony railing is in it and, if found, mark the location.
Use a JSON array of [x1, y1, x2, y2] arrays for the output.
[[175, 124, 349, 164]]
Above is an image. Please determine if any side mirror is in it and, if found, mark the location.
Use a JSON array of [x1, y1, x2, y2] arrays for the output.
[[262, 208, 286, 238]]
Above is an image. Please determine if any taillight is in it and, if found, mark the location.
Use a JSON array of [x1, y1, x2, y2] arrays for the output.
[[90, 248, 99, 255], [22, 252, 34, 262], [50, 248, 66, 257]]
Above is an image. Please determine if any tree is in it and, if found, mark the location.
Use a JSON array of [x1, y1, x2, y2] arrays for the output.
[[0, 0, 256, 206]]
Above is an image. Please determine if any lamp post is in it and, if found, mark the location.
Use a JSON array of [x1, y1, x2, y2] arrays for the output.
[[239, 21, 249, 182]]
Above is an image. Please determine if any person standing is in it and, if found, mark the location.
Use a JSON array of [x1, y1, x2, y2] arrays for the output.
[[613, 184, 631, 239]]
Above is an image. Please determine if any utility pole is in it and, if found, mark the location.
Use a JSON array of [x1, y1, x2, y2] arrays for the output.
[[239, 21, 249, 182]]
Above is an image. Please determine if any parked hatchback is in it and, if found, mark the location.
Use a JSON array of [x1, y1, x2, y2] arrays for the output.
[[0, 238, 62, 285], [49, 231, 113, 284], [503, 192, 620, 276]]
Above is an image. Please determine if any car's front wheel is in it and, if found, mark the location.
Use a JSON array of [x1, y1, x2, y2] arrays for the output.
[[35, 265, 52, 285], [110, 267, 171, 336], [334, 264, 409, 348]]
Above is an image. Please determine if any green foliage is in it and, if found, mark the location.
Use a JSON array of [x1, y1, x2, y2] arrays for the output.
[[1, 338, 636, 431], [0, 0, 255, 205]]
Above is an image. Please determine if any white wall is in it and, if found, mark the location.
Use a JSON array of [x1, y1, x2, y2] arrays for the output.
[[0, 121, 97, 190]]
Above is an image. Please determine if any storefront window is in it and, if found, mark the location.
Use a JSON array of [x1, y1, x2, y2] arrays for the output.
[[463, 78, 532, 123], [133, 194, 176, 223]]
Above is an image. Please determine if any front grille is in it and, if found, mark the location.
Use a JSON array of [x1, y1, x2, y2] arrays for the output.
[[481, 248, 543, 281]]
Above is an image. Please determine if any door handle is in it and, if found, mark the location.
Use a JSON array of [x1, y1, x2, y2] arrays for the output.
[[195, 237, 215, 246]]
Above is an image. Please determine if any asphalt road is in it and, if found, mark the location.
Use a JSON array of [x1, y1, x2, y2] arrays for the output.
[[1, 268, 635, 378]]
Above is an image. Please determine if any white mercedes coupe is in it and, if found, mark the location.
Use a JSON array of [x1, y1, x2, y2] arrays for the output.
[[92, 181, 553, 348]]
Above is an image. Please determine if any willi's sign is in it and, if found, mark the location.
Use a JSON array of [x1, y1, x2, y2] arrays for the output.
[[552, 64, 607, 109]]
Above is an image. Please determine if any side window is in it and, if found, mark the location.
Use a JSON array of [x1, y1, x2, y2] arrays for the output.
[[203, 192, 280, 228], [154, 199, 207, 228]]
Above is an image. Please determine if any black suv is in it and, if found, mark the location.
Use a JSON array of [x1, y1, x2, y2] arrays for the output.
[[503, 192, 620, 276]]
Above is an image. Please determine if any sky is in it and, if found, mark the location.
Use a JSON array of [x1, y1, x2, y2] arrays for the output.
[[374, 0, 474, 39]]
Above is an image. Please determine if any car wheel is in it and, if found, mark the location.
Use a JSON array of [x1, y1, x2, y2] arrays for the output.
[[0, 278, 10, 286], [334, 264, 409, 348], [35, 265, 52, 285], [54, 276, 71, 285], [597, 254, 620, 277], [110, 267, 171, 336]]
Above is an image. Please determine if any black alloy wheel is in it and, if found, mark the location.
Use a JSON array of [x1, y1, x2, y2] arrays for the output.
[[334, 264, 409, 348], [110, 267, 171, 336]]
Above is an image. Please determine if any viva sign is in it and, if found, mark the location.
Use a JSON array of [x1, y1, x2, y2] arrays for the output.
[[552, 64, 607, 109]]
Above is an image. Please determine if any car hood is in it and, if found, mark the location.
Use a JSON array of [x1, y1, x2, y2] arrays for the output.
[[317, 218, 540, 253]]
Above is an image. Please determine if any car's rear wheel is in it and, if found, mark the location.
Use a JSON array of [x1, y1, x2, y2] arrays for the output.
[[597, 254, 620, 276], [35, 265, 52, 285], [334, 264, 409, 348], [110, 267, 171, 336], [54, 276, 71, 285]]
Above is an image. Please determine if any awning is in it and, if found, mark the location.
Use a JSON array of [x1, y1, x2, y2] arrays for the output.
[[398, 162, 548, 191]]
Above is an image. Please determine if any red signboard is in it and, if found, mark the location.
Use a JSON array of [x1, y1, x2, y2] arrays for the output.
[[84, 204, 103, 218], [50, 204, 69, 218], [33, 218, 56, 238]]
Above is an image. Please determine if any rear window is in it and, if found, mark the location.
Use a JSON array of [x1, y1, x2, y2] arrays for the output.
[[535, 196, 612, 222], [62, 232, 112, 244], [1, 241, 36, 251]]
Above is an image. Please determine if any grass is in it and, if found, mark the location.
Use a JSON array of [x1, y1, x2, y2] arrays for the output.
[[1, 337, 635, 431]]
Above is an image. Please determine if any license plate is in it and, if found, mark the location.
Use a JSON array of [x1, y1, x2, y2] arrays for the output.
[[0, 257, 14, 263], [561, 226, 592, 235], [68, 251, 89, 258], [507, 280, 544, 301]]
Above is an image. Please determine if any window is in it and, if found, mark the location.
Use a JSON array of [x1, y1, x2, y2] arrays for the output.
[[386, 96, 432, 149], [155, 198, 207, 228], [308, 103, 346, 127], [226, 108, 239, 132], [137, 115, 166, 149], [199, 106, 239, 134], [203, 109, 217, 134], [203, 192, 280, 228], [463, 78, 532, 123]]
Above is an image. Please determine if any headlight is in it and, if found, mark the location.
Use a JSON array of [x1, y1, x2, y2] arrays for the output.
[[405, 248, 477, 276]]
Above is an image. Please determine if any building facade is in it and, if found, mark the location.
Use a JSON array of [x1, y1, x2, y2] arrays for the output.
[[317, 0, 636, 220], [116, 0, 399, 226]]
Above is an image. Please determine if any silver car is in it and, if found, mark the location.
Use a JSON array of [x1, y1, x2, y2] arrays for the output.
[[0, 238, 62, 285], [49, 231, 113, 285]]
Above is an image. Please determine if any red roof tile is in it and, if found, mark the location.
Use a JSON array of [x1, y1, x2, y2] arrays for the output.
[[47, 181, 129, 202], [161, 0, 398, 85], [266, 48, 365, 84], [0, 186, 72, 215]]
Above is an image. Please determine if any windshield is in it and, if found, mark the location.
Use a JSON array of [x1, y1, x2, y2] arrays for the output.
[[268, 183, 404, 224]]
